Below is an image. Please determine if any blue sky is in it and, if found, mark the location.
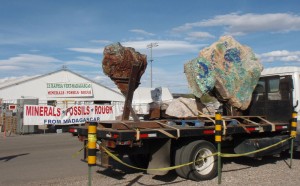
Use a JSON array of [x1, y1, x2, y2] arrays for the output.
[[1, 0, 300, 93]]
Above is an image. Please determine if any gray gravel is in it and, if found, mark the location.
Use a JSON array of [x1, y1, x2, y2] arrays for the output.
[[24, 153, 300, 186]]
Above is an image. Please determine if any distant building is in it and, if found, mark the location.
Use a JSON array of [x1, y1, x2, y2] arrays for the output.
[[0, 68, 125, 134], [0, 68, 174, 134], [0, 68, 125, 106]]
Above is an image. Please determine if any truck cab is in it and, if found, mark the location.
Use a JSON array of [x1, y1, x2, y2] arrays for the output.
[[246, 66, 300, 149]]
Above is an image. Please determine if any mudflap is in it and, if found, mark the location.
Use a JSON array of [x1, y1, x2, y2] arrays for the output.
[[98, 140, 110, 168], [234, 135, 290, 157], [147, 139, 171, 175]]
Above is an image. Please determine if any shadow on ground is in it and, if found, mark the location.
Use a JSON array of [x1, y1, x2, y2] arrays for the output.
[[0, 153, 29, 162]]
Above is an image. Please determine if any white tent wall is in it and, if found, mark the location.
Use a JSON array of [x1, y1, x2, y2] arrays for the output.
[[131, 87, 173, 115]]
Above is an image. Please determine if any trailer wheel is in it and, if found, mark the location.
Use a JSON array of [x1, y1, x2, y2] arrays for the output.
[[181, 140, 217, 181], [174, 143, 187, 178], [128, 154, 149, 168]]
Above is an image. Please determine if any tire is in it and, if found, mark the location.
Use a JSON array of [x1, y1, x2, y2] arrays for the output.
[[181, 140, 217, 181], [128, 154, 150, 169], [174, 143, 188, 178]]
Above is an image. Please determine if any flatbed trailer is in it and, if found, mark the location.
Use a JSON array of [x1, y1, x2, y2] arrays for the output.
[[76, 64, 300, 181], [77, 115, 295, 181], [79, 116, 289, 141]]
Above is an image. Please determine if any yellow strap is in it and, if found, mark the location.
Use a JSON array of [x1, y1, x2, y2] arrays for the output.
[[257, 117, 276, 132], [72, 144, 88, 158], [243, 118, 264, 132], [136, 128, 140, 141], [156, 121, 180, 138], [152, 128, 177, 139], [198, 111, 216, 124], [222, 120, 227, 135]]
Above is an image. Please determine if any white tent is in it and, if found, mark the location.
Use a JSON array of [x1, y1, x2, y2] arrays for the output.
[[0, 68, 125, 106], [117, 87, 173, 115]]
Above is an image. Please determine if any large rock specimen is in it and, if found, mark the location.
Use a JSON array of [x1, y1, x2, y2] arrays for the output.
[[102, 42, 147, 94], [164, 97, 219, 118], [184, 36, 263, 110]]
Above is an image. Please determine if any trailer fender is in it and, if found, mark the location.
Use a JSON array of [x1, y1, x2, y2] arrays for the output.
[[234, 135, 290, 157], [295, 123, 300, 151], [147, 139, 171, 175]]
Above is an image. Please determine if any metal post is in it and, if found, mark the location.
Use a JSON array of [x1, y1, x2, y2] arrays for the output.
[[290, 138, 294, 168], [83, 139, 87, 160], [150, 48, 152, 88], [147, 42, 158, 88], [88, 166, 92, 186], [3, 113, 6, 139], [218, 143, 221, 183], [290, 111, 297, 168], [215, 112, 222, 184], [87, 122, 97, 186]]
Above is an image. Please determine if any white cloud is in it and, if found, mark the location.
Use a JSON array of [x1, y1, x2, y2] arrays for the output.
[[64, 60, 99, 67], [130, 29, 155, 36], [122, 40, 206, 57], [90, 39, 112, 44], [94, 75, 108, 81], [185, 32, 215, 41], [67, 40, 205, 57], [0, 66, 23, 70], [0, 75, 39, 85], [0, 54, 61, 65], [139, 66, 190, 93], [172, 13, 300, 35], [67, 47, 104, 54], [258, 50, 300, 62], [92, 75, 116, 88], [0, 54, 62, 77], [76, 56, 97, 62]]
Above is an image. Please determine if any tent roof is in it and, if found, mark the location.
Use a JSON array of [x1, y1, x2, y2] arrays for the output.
[[0, 68, 124, 102], [114, 87, 173, 104], [0, 68, 121, 95]]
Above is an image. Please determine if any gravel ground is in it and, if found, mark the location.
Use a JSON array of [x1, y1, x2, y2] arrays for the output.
[[23, 153, 300, 186]]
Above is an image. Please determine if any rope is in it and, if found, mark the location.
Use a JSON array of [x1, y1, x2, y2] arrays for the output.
[[99, 144, 218, 171], [95, 136, 294, 171], [221, 136, 293, 157]]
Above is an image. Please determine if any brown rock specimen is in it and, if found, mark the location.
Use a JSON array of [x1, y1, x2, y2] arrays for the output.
[[102, 42, 147, 94]]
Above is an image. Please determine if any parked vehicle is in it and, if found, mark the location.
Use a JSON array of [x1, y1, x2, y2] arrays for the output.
[[76, 66, 300, 181]]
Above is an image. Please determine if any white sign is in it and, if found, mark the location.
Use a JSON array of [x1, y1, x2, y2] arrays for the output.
[[23, 105, 120, 125], [47, 83, 93, 97]]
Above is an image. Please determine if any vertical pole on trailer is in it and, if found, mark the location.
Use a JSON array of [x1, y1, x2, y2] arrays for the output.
[[215, 112, 222, 184], [290, 139, 294, 168], [122, 64, 140, 121], [3, 112, 6, 139], [290, 111, 297, 168], [87, 122, 97, 186], [83, 139, 87, 160]]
